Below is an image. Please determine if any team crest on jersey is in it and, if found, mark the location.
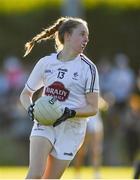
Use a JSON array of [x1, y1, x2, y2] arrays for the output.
[[72, 72, 79, 80], [45, 81, 69, 101]]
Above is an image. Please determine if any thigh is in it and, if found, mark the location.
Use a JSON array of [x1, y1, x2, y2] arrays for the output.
[[29, 136, 53, 176], [42, 155, 71, 179]]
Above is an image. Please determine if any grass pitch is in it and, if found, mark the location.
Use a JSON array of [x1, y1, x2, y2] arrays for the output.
[[0, 166, 133, 179]]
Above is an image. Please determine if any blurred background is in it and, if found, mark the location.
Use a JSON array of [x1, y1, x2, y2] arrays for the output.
[[0, 0, 140, 173]]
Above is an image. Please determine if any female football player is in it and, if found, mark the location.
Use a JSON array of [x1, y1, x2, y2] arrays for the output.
[[20, 16, 99, 179], [74, 113, 103, 179], [73, 96, 107, 179]]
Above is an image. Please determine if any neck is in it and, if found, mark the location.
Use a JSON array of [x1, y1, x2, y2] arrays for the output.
[[58, 48, 79, 61]]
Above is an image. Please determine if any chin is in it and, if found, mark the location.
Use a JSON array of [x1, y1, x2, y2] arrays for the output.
[[74, 48, 83, 54]]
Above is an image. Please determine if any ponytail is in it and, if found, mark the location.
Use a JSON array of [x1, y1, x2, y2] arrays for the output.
[[24, 17, 66, 57]]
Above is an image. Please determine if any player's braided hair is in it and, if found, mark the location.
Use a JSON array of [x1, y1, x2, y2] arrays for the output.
[[24, 17, 87, 57]]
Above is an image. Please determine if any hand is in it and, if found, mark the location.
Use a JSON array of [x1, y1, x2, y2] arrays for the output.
[[28, 103, 35, 121], [53, 107, 76, 127]]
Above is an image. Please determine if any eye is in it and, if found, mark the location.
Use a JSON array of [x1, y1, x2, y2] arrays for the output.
[[80, 31, 89, 38], [80, 32, 85, 36]]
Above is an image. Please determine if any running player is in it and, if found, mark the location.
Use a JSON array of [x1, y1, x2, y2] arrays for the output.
[[20, 16, 99, 179], [134, 160, 140, 179], [73, 97, 106, 179]]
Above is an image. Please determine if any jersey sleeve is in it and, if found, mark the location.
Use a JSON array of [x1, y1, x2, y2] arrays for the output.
[[85, 65, 99, 93], [25, 58, 45, 92]]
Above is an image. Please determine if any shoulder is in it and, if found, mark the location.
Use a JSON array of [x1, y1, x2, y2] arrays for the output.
[[37, 53, 57, 65], [80, 54, 98, 71]]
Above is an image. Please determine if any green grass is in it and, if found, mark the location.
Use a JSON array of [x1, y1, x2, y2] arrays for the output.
[[83, 0, 140, 8], [0, 0, 140, 14], [0, 0, 62, 14], [0, 166, 134, 179]]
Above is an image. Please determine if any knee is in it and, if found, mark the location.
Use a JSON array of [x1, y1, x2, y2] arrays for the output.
[[26, 173, 42, 179], [26, 168, 43, 179]]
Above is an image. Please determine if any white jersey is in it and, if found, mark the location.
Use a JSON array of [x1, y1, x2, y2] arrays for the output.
[[26, 53, 99, 160], [26, 53, 99, 111]]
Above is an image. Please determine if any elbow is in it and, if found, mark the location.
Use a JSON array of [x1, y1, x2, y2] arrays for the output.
[[92, 107, 98, 116], [19, 88, 28, 106], [19, 87, 33, 110], [19, 91, 24, 105]]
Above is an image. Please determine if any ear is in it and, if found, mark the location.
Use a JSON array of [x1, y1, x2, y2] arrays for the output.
[[64, 32, 71, 42]]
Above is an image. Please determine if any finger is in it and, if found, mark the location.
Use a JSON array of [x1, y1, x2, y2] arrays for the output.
[[53, 120, 62, 127]]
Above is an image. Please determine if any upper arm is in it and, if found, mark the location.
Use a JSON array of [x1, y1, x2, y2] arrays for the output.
[[85, 63, 99, 94], [26, 58, 44, 92], [86, 92, 99, 111], [84, 62, 99, 112]]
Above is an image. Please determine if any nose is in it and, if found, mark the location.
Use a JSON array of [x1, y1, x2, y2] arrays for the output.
[[85, 35, 89, 43]]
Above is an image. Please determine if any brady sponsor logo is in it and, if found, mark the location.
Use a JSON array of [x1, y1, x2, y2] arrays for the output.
[[45, 81, 69, 101]]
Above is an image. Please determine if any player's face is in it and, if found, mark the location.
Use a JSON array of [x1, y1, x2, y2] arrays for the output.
[[67, 24, 89, 54]]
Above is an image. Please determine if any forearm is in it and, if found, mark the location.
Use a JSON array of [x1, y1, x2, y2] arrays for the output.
[[53, 104, 98, 127], [75, 104, 98, 118]]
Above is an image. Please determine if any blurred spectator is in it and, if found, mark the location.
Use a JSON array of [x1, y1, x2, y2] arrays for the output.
[[0, 55, 29, 136], [3, 55, 27, 93], [98, 57, 112, 95], [74, 113, 103, 179], [98, 53, 136, 165], [136, 68, 140, 92], [0, 69, 9, 96], [109, 53, 135, 109], [73, 97, 108, 179], [121, 94, 140, 164], [132, 69, 140, 175], [104, 53, 136, 133], [134, 161, 140, 179], [98, 57, 115, 106]]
